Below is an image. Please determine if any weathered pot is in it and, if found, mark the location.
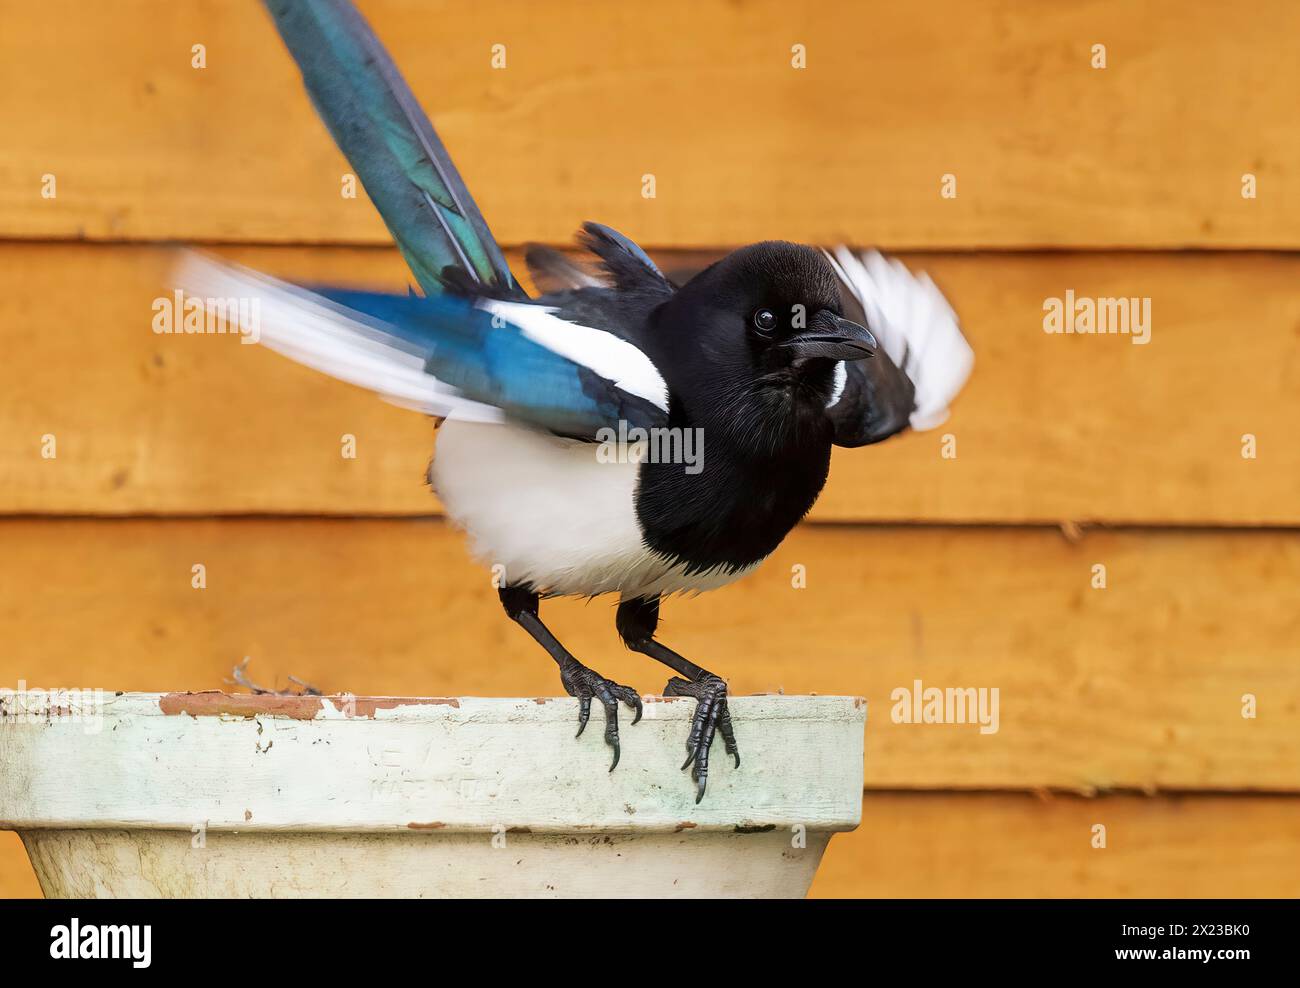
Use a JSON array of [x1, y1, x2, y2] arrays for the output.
[[0, 690, 864, 898]]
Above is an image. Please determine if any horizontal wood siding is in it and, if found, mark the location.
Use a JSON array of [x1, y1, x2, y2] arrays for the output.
[[2, 245, 1297, 523], [0, 518, 1296, 791], [1, 0, 1296, 898], [0, 1, 1296, 248]]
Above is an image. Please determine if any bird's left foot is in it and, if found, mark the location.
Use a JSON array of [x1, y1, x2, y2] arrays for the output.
[[560, 658, 643, 772], [664, 672, 739, 803]]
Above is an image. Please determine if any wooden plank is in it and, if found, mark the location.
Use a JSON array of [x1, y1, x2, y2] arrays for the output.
[[7, 794, 1298, 898], [0, 834, 38, 898], [810, 793, 1300, 897], [0, 1, 1296, 248], [5, 790, 1294, 899], [0, 518, 1296, 792], [2, 243, 1298, 523]]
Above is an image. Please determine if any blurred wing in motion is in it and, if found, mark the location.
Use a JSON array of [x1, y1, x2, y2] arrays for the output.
[[175, 252, 668, 441], [823, 247, 974, 446], [262, 0, 519, 299], [524, 244, 605, 294], [524, 223, 675, 297]]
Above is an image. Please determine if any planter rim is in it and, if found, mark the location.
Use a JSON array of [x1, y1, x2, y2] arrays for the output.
[[0, 689, 864, 719], [0, 691, 866, 836]]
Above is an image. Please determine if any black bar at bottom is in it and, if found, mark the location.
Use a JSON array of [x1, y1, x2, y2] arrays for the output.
[[0, 898, 1287, 973]]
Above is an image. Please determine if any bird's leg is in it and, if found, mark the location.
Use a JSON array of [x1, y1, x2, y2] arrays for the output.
[[499, 585, 641, 771], [616, 595, 738, 803]]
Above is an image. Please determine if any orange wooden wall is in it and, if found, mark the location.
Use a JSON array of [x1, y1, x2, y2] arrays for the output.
[[1, 0, 1298, 897]]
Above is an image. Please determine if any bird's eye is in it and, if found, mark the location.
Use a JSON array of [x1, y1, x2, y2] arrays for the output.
[[752, 308, 778, 334]]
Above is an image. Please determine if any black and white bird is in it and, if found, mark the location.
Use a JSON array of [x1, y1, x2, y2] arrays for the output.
[[179, 0, 973, 802]]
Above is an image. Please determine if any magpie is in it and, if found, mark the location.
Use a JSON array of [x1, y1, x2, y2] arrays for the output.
[[179, 0, 973, 803]]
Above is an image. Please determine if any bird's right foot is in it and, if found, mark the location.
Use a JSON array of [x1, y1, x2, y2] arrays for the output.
[[664, 672, 739, 804], [558, 658, 642, 772]]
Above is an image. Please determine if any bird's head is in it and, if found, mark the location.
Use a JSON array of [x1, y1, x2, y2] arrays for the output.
[[654, 241, 876, 429]]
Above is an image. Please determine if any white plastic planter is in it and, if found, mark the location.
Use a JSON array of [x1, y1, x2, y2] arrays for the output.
[[0, 690, 864, 898]]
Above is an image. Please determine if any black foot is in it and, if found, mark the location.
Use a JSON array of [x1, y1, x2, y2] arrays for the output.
[[664, 673, 739, 803], [560, 659, 642, 772]]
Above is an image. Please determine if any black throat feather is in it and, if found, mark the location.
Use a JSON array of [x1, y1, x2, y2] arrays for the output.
[[633, 362, 838, 576]]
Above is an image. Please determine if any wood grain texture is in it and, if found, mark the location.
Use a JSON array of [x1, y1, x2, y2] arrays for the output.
[[0, 518, 1296, 792], [3, 244, 1299, 523], [810, 793, 1300, 898], [8, 793, 1299, 899], [0, 1, 1296, 248]]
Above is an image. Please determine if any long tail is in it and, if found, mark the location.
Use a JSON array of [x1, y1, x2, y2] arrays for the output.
[[262, 0, 518, 298]]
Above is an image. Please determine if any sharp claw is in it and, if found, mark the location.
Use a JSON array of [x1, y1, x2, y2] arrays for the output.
[[574, 694, 592, 737], [560, 666, 643, 773], [661, 673, 738, 803]]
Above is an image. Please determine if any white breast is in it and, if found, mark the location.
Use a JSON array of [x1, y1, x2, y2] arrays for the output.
[[429, 419, 756, 599]]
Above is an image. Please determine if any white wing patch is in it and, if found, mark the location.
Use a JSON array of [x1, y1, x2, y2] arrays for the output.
[[823, 247, 974, 430], [173, 251, 504, 422], [478, 299, 670, 412]]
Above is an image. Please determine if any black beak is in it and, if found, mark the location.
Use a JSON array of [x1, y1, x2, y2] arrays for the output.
[[780, 312, 877, 361]]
